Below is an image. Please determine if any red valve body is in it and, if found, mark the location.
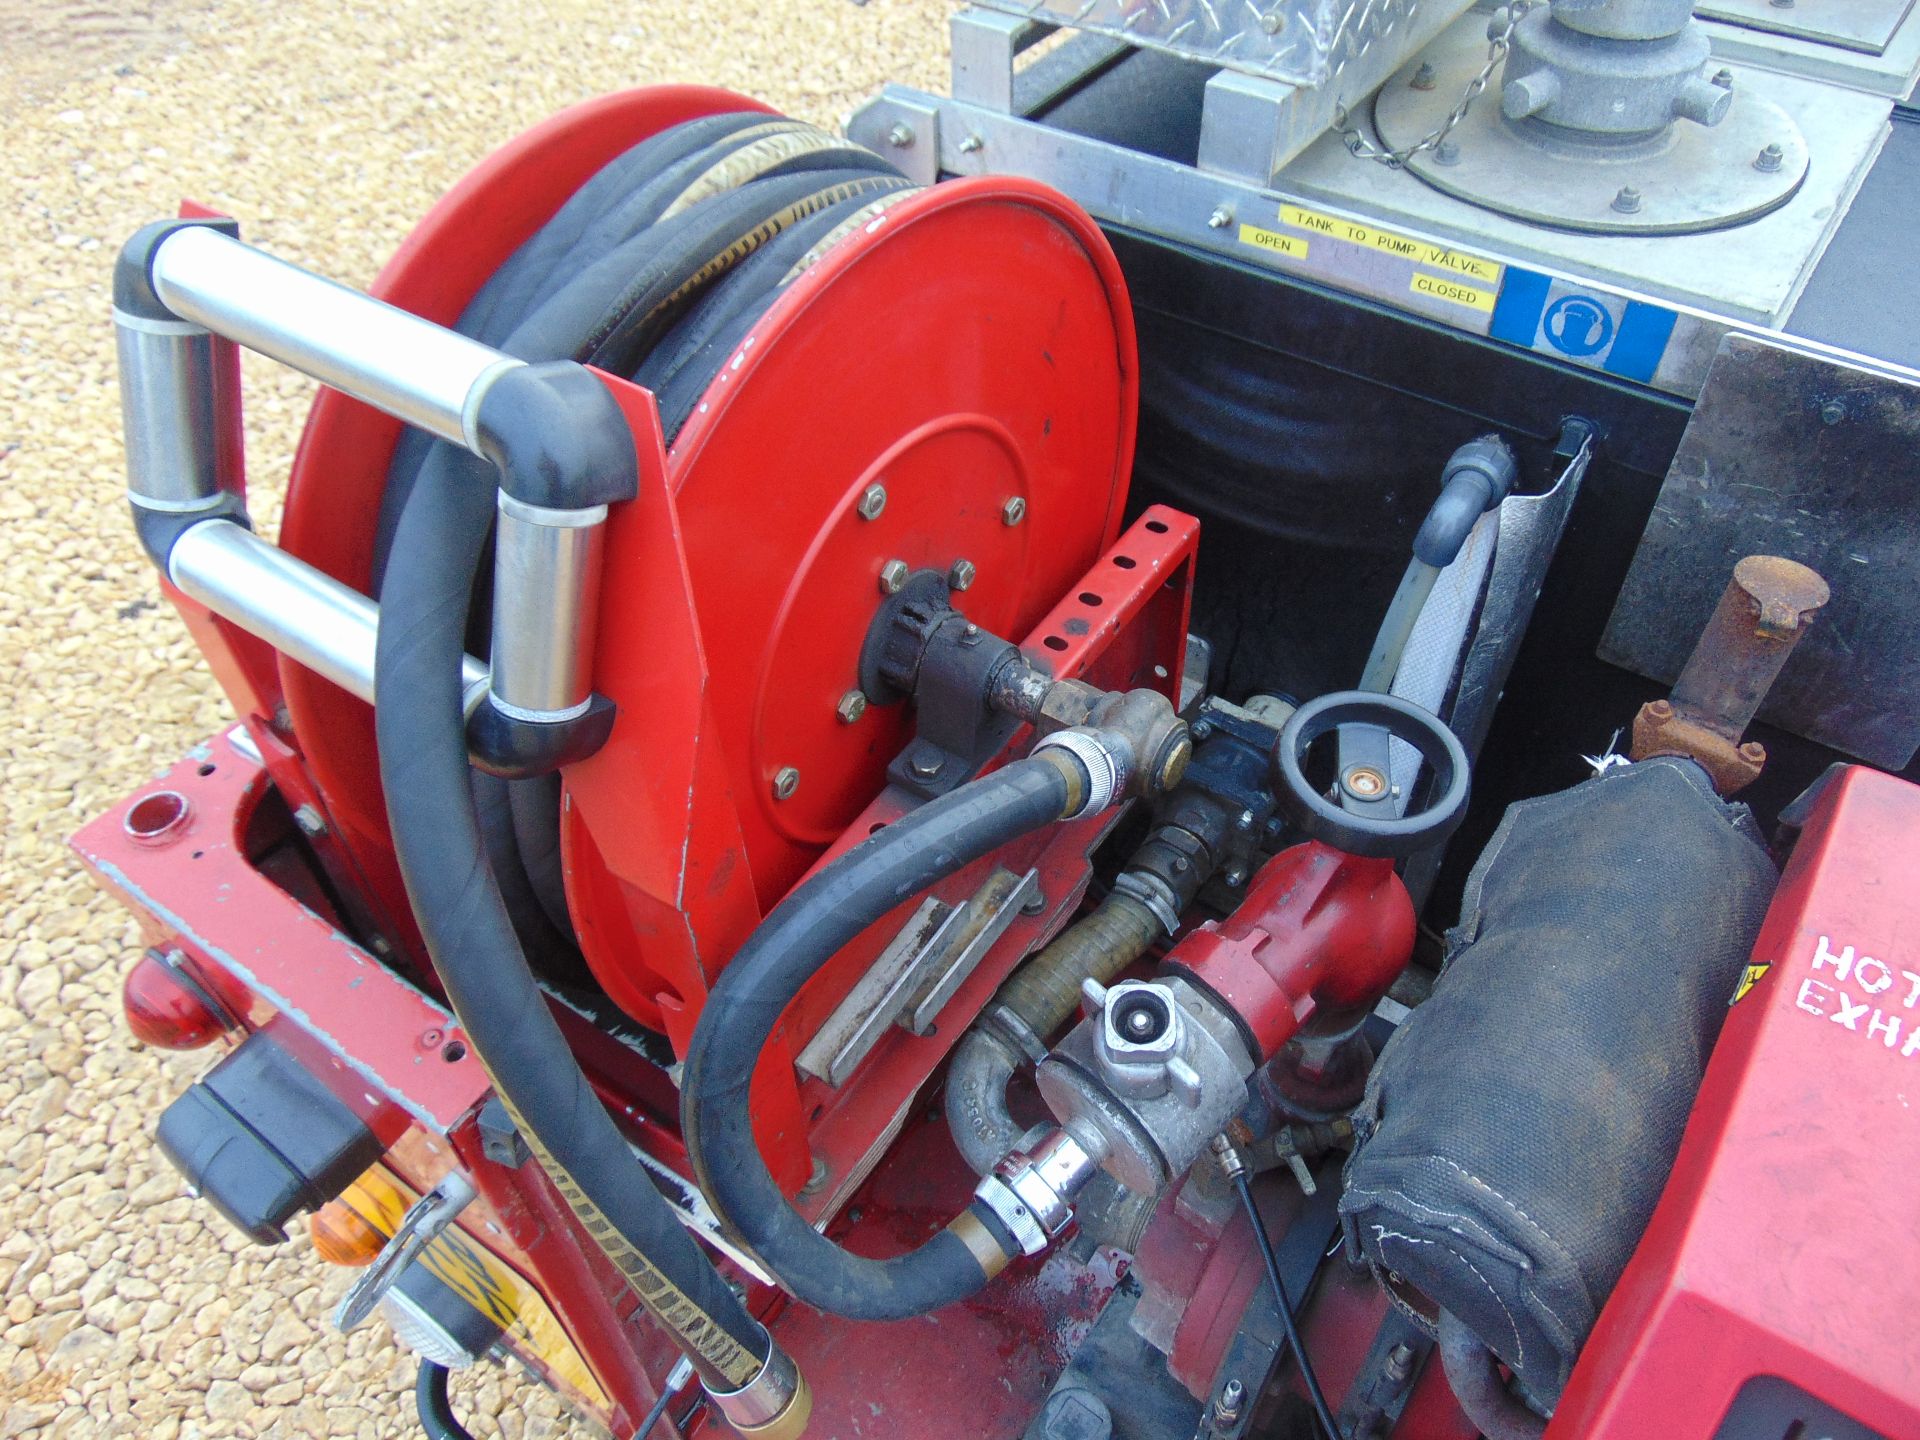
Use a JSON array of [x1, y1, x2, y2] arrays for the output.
[[1166, 841, 1415, 1059]]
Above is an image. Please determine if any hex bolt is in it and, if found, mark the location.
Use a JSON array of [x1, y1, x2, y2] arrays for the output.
[[1207, 206, 1234, 230], [886, 121, 915, 148], [1755, 142, 1785, 173], [1213, 1379, 1245, 1426], [1434, 139, 1461, 166], [1002, 495, 1028, 525], [1711, 67, 1735, 90], [948, 558, 977, 592], [1410, 62, 1436, 90], [771, 767, 800, 801], [878, 559, 909, 595], [1022, 888, 1047, 916], [909, 749, 944, 781], [856, 483, 887, 520], [1259, 8, 1283, 33], [1223, 864, 1249, 888], [958, 133, 984, 154], [293, 803, 328, 837], [1611, 185, 1644, 215], [835, 690, 868, 724], [1383, 1342, 1417, 1384]]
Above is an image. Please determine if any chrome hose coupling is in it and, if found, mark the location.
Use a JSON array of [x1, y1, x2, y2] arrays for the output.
[[973, 1127, 1101, 1256], [706, 1336, 811, 1440], [1032, 729, 1125, 818]]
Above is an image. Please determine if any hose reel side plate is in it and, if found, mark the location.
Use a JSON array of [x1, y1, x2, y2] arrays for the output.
[[567, 177, 1139, 1029]]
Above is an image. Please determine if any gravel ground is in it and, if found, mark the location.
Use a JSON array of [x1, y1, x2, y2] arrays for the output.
[[0, 4, 948, 1435]]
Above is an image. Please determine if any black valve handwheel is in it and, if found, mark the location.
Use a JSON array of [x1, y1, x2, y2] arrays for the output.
[[1272, 691, 1470, 859]]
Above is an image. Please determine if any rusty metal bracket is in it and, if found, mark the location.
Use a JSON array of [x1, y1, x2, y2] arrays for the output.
[[1629, 555, 1830, 794]]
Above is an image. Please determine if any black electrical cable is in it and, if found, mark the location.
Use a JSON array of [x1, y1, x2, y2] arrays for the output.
[[415, 1362, 476, 1440], [680, 755, 1083, 1320], [634, 1383, 676, 1440], [1232, 1172, 1341, 1440]]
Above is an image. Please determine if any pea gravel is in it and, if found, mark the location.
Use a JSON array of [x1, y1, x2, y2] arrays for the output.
[[0, 3, 948, 1435]]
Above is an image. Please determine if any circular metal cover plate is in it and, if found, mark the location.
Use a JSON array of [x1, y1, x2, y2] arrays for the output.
[[1373, 40, 1807, 235]]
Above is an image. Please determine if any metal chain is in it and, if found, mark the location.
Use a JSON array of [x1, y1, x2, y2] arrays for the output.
[[1333, 3, 1532, 169]]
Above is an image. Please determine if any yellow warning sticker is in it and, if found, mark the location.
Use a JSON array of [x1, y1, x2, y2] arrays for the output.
[[1237, 223, 1310, 260], [1410, 271, 1497, 313], [343, 1172, 610, 1408], [1731, 962, 1771, 1005], [1280, 205, 1504, 285]]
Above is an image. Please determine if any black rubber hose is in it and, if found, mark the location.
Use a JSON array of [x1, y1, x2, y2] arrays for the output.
[[1438, 1311, 1547, 1440], [681, 755, 1082, 1320], [374, 443, 768, 1391], [415, 1362, 475, 1440]]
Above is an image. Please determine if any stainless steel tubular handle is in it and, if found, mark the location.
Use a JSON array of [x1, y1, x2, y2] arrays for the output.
[[147, 225, 524, 455], [167, 520, 491, 715], [117, 220, 636, 771]]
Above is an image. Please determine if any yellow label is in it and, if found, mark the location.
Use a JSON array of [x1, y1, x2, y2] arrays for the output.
[[1280, 204, 1504, 285], [1410, 271, 1497, 313], [1237, 223, 1310, 260], [343, 1172, 610, 1409], [1731, 962, 1771, 1005]]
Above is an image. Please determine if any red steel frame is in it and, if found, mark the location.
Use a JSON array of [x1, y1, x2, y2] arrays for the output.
[[74, 503, 1196, 1434]]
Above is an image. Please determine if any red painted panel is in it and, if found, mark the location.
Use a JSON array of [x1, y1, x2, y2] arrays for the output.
[[1552, 766, 1920, 1439]]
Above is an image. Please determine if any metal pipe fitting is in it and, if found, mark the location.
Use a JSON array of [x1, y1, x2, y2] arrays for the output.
[[486, 494, 608, 722], [168, 519, 490, 712], [148, 225, 523, 452], [973, 1127, 1100, 1256], [115, 309, 238, 510], [705, 1338, 813, 1440]]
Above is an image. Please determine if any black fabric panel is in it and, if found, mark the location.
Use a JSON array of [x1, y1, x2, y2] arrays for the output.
[[1339, 758, 1777, 1403]]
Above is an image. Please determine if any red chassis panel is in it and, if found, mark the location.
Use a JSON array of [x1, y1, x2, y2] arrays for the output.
[[1550, 766, 1920, 1440], [74, 509, 1196, 1435]]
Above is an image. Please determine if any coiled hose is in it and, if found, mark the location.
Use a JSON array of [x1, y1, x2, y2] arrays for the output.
[[374, 111, 912, 1388], [680, 752, 1087, 1320]]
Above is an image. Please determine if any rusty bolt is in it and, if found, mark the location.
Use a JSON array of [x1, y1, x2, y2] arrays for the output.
[[949, 558, 977, 592], [1411, 62, 1437, 90], [1740, 741, 1767, 763], [836, 690, 868, 724], [1647, 699, 1674, 721], [772, 767, 800, 801], [1002, 496, 1027, 525], [856, 483, 887, 520], [1213, 1378, 1246, 1425], [878, 559, 909, 595]]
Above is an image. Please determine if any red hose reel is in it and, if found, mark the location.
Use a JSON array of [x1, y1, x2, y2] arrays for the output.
[[271, 90, 1141, 1044]]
